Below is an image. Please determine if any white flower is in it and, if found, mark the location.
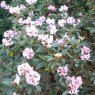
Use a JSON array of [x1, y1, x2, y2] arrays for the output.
[[49, 25, 57, 34], [0, 1, 6, 8], [67, 17, 75, 25], [59, 5, 68, 12], [46, 18, 55, 25], [26, 25, 38, 37], [18, 18, 24, 24], [26, 0, 37, 5], [17, 62, 33, 76], [9, 6, 21, 14], [3, 30, 16, 38], [25, 70, 40, 86], [58, 19, 66, 27], [12, 74, 20, 85], [23, 17, 31, 24], [17, 62, 41, 86], [38, 34, 53, 48], [23, 47, 35, 59], [2, 38, 13, 46]]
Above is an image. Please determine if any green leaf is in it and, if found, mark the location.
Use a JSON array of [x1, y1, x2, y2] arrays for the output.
[[6, 87, 14, 95], [36, 63, 45, 69], [2, 79, 12, 86], [35, 85, 41, 92], [49, 91, 57, 95], [50, 62, 57, 69], [62, 91, 68, 95], [27, 85, 33, 95]]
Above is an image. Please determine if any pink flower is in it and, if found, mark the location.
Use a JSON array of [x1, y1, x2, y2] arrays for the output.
[[57, 65, 68, 76], [9, 6, 21, 14], [47, 5, 56, 11], [17, 62, 33, 76], [59, 5, 68, 12], [23, 48, 35, 59], [3, 30, 16, 38], [39, 16, 46, 22], [26, 25, 38, 37], [81, 46, 91, 54], [81, 54, 90, 61], [35, 20, 43, 26], [58, 19, 66, 27], [2, 38, 13, 46], [17, 62, 40, 86], [25, 70, 40, 86], [81, 46, 91, 61], [38, 34, 53, 48], [67, 76, 83, 94], [46, 18, 55, 25], [67, 17, 75, 25]]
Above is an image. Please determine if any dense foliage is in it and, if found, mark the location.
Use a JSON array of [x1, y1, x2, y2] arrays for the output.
[[0, 0, 95, 95]]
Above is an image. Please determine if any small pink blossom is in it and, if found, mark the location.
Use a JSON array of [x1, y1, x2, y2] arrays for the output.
[[81, 46, 91, 61], [2, 38, 13, 46], [35, 20, 43, 26], [59, 5, 68, 12], [57, 65, 68, 76], [39, 16, 46, 22], [3, 30, 16, 38], [46, 18, 55, 25], [58, 19, 66, 27], [67, 76, 83, 94], [38, 34, 53, 48], [47, 5, 56, 11], [24, 17, 31, 24], [67, 17, 75, 25], [9, 6, 21, 14], [81, 46, 91, 54], [17, 62, 33, 76], [25, 70, 40, 86], [26, 25, 38, 37], [23, 48, 35, 59]]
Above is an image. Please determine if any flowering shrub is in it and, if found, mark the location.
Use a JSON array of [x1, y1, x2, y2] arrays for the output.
[[0, 0, 94, 95]]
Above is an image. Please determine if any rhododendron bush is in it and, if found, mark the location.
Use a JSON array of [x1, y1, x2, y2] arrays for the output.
[[0, 0, 94, 95]]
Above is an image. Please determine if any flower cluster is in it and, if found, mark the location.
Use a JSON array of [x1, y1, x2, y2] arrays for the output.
[[57, 65, 68, 76], [0, 1, 26, 14], [59, 5, 68, 12], [23, 48, 35, 59], [57, 66, 83, 94], [0, 0, 9, 9], [58, 33, 70, 47], [2, 30, 17, 46], [25, 25, 38, 37], [67, 76, 83, 94], [18, 62, 40, 86], [9, 5, 26, 14], [47, 5, 56, 11], [80, 46, 91, 61], [38, 34, 53, 48], [0, 1, 87, 94]]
